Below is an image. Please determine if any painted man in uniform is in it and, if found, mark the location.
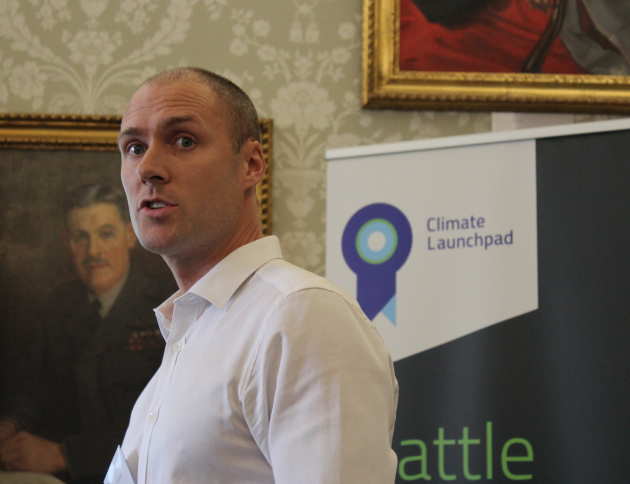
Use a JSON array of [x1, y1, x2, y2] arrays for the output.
[[0, 184, 173, 483]]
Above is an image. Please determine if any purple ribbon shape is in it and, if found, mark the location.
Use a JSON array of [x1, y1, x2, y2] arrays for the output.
[[342, 203, 412, 323]]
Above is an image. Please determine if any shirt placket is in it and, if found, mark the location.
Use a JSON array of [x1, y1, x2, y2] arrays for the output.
[[140, 295, 199, 484]]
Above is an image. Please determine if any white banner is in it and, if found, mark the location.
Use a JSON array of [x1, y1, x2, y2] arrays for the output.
[[326, 139, 538, 361]]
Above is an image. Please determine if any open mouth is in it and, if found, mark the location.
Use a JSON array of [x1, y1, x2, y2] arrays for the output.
[[141, 199, 176, 210]]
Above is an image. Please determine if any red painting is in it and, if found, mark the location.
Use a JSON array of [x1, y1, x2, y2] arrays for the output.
[[399, 0, 630, 75]]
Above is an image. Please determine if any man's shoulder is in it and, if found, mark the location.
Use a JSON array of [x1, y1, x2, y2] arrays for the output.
[[108, 266, 175, 326], [253, 258, 351, 302], [120, 263, 176, 304]]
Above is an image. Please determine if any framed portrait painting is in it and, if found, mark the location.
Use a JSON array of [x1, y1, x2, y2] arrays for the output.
[[0, 113, 272, 478], [363, 0, 630, 112]]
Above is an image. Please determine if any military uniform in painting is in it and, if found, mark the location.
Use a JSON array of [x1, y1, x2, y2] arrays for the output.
[[8, 265, 172, 483]]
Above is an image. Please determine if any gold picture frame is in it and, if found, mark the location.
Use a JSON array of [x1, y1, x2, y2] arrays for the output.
[[0, 113, 273, 234], [363, 0, 630, 113]]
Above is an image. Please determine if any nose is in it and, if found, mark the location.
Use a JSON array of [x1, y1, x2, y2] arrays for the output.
[[87, 234, 105, 258], [137, 145, 170, 185]]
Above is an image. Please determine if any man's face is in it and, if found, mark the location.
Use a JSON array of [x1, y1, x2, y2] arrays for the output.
[[118, 80, 252, 261], [67, 202, 136, 295]]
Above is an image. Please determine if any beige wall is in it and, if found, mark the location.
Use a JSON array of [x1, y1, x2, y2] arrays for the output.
[[0, 0, 495, 273]]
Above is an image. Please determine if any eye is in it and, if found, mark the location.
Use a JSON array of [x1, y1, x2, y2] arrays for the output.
[[175, 136, 196, 149], [71, 232, 88, 243], [126, 142, 146, 156], [99, 227, 116, 240]]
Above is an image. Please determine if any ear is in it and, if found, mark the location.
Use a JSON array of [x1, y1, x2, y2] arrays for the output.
[[240, 139, 266, 191], [125, 223, 137, 249]]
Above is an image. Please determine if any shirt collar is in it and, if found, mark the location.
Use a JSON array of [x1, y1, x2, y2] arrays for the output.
[[189, 235, 283, 309], [155, 236, 283, 339], [93, 268, 129, 318]]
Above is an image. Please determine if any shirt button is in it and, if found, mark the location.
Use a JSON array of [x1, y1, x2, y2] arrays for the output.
[[175, 340, 185, 352], [148, 410, 158, 423]]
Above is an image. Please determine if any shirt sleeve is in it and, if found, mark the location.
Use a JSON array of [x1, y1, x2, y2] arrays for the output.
[[242, 287, 399, 484]]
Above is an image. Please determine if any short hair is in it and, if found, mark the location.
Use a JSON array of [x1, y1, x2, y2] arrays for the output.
[[63, 183, 129, 223], [143, 67, 261, 152]]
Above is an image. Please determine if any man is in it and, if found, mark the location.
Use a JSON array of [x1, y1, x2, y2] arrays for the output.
[[0, 184, 173, 483], [111, 67, 399, 483]]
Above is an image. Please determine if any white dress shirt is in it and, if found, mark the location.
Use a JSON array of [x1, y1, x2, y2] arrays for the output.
[[119, 236, 398, 483]]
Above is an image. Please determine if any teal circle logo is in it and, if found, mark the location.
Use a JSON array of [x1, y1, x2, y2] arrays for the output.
[[355, 218, 399, 264], [343, 203, 412, 322]]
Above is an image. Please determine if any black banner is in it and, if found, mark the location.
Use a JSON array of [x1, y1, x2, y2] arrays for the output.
[[394, 129, 630, 483]]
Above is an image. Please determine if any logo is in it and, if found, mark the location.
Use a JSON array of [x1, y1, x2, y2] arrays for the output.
[[342, 203, 412, 324]]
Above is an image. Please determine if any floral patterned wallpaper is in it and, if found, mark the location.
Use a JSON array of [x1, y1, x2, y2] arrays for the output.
[[0, 0, 491, 274]]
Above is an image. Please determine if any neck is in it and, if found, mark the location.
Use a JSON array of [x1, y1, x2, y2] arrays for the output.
[[164, 222, 263, 293], [92, 269, 130, 317]]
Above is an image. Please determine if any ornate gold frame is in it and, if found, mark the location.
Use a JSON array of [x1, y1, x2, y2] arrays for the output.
[[0, 113, 273, 234], [363, 0, 630, 113]]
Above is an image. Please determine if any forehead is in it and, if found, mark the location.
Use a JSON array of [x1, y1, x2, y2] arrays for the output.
[[67, 203, 124, 228], [121, 80, 224, 131]]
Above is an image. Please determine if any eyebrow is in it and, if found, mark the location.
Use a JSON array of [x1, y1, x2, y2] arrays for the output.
[[118, 115, 197, 143], [118, 127, 142, 143]]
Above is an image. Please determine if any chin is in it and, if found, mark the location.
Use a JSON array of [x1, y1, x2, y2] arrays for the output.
[[138, 237, 176, 256], [90, 281, 118, 296]]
